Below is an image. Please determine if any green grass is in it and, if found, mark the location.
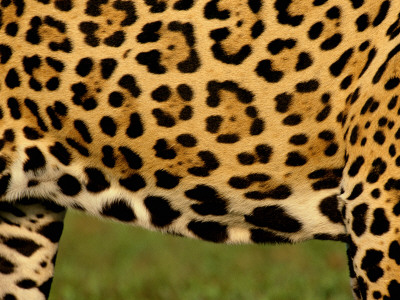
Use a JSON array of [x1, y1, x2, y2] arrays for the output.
[[50, 211, 352, 300]]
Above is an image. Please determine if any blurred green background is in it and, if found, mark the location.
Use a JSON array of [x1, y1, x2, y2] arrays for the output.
[[50, 211, 352, 300]]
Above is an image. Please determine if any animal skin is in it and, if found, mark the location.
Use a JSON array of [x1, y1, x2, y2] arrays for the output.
[[0, 0, 400, 299]]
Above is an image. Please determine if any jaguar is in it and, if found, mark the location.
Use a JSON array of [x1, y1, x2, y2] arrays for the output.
[[0, 0, 400, 299]]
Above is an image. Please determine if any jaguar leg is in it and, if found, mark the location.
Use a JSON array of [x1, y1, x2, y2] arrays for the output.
[[0, 198, 66, 300], [346, 243, 362, 300], [342, 184, 400, 300], [341, 87, 400, 299]]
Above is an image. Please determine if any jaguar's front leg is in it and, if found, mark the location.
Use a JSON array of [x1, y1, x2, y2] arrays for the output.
[[341, 86, 400, 299], [343, 183, 400, 300], [0, 198, 66, 300]]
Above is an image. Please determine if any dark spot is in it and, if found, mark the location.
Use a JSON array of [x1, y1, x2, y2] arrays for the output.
[[104, 30, 126, 47], [23, 147, 46, 172], [144, 196, 181, 227], [283, 114, 302, 125], [155, 170, 180, 189], [256, 59, 283, 83], [352, 203, 368, 236], [0, 255, 14, 274], [373, 130, 385, 145], [177, 84, 193, 101], [187, 220, 228, 242], [153, 139, 176, 159], [74, 120, 92, 143], [152, 109, 176, 127], [274, 93, 292, 113], [0, 202, 25, 217], [207, 80, 254, 107], [385, 77, 400, 90], [318, 130, 334, 141], [389, 241, 400, 265], [387, 280, 400, 299], [308, 21, 323, 39], [356, 14, 369, 32], [151, 85, 171, 102], [4, 129, 14, 142], [330, 48, 353, 77], [75, 57, 93, 77], [85, 168, 110, 192], [4, 238, 41, 257], [256, 144, 272, 163], [372, 44, 400, 84], [347, 183, 363, 200], [361, 250, 384, 282], [57, 174, 81, 196], [24, 98, 48, 131], [228, 177, 251, 189], [16, 279, 36, 289], [176, 134, 197, 147], [102, 145, 116, 168], [38, 277, 53, 298], [217, 134, 239, 143], [0, 44, 12, 64], [372, 1, 390, 27], [187, 151, 219, 177], [101, 200, 136, 222], [119, 146, 142, 170], [100, 58, 117, 79], [55, 0, 73, 11], [250, 118, 265, 135], [320, 33, 342, 50], [296, 52, 312, 71], [340, 75, 353, 90], [136, 50, 166, 74], [38, 221, 64, 243], [289, 134, 308, 145], [179, 105, 193, 120], [274, 0, 304, 26], [185, 185, 227, 216], [126, 113, 144, 138], [206, 115, 223, 133], [237, 152, 255, 165], [267, 38, 296, 55], [137, 21, 162, 43], [373, 291, 382, 299], [371, 188, 381, 199], [248, 0, 262, 13], [326, 6, 340, 19], [118, 74, 141, 97], [100, 116, 117, 137], [7, 97, 21, 120], [108, 91, 124, 107], [210, 29, 251, 65], [285, 151, 307, 166], [319, 196, 343, 223], [348, 156, 365, 177], [5, 68, 20, 89], [370, 208, 389, 235], [0, 175, 11, 196], [23, 127, 43, 140], [245, 205, 302, 232], [119, 174, 146, 192], [367, 158, 387, 183], [296, 80, 319, 93], [251, 20, 265, 38], [0, 157, 6, 173]]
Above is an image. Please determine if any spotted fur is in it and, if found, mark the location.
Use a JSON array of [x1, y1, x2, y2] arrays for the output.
[[0, 0, 400, 299]]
